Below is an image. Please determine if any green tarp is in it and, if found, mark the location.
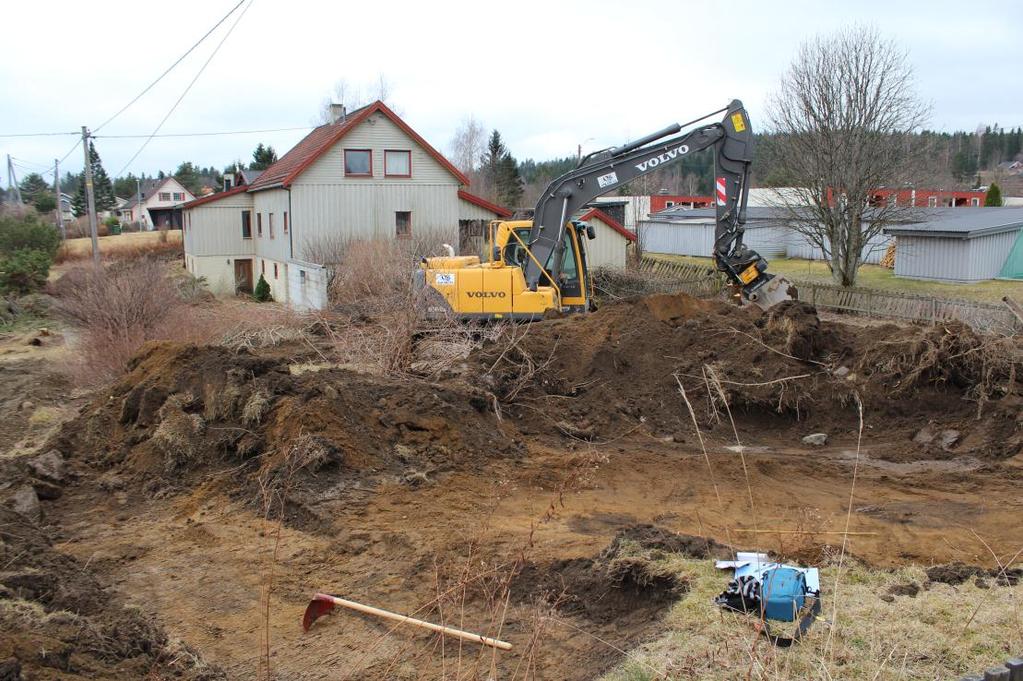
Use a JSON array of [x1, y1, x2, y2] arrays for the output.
[[1000, 229, 1023, 279]]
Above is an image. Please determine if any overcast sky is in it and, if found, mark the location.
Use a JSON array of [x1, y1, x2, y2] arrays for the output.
[[2, 0, 1020, 183]]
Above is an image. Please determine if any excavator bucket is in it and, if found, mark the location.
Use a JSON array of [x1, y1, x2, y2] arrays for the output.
[[746, 276, 799, 310]]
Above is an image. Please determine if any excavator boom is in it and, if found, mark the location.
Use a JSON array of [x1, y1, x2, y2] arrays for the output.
[[525, 100, 790, 304], [417, 100, 795, 319]]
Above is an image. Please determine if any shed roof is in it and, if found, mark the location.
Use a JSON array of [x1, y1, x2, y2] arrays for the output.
[[882, 208, 1023, 239], [578, 208, 636, 241], [182, 184, 250, 209], [651, 205, 1023, 239], [457, 190, 512, 218], [248, 101, 469, 191]]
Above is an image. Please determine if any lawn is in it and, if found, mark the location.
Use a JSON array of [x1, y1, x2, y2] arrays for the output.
[[647, 253, 1023, 305]]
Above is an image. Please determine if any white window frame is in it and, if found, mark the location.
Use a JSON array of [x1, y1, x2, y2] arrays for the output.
[[384, 149, 412, 177]]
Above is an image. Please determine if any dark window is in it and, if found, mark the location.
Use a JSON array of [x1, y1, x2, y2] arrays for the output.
[[384, 150, 411, 177], [159, 192, 171, 201], [273, 263, 278, 279], [395, 211, 411, 237], [257, 213, 263, 237], [283, 211, 289, 234], [344, 149, 372, 176], [269, 213, 274, 239], [241, 210, 252, 238], [261, 260, 265, 275]]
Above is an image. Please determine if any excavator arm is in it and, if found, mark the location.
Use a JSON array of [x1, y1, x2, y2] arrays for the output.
[[524, 100, 792, 306]]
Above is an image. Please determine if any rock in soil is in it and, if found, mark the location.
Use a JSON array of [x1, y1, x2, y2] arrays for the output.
[[802, 433, 828, 446], [7, 485, 40, 522], [26, 449, 65, 482]]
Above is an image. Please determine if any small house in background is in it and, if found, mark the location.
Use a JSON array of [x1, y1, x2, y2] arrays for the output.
[[223, 168, 263, 192], [181, 101, 508, 309], [575, 208, 636, 268], [884, 208, 1023, 282], [120, 177, 195, 229], [589, 194, 711, 232]]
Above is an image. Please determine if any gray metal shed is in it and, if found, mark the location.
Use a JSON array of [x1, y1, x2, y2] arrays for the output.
[[638, 206, 891, 264], [883, 208, 1023, 282]]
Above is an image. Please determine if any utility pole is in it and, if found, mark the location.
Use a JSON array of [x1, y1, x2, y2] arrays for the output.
[[81, 126, 100, 265], [54, 158, 65, 239], [136, 177, 142, 232], [7, 155, 23, 203]]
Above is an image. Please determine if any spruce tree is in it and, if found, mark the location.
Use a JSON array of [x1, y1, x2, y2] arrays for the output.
[[250, 144, 278, 171], [985, 182, 1003, 207], [18, 173, 51, 207], [72, 142, 115, 216]]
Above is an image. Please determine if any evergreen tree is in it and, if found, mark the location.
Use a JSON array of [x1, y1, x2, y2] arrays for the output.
[[113, 172, 144, 199], [252, 274, 272, 302], [985, 182, 1003, 207], [71, 142, 115, 216], [174, 162, 202, 195], [250, 143, 278, 171], [18, 173, 51, 208], [480, 131, 524, 207]]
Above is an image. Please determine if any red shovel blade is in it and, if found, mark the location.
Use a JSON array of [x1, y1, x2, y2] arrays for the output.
[[302, 594, 336, 632]]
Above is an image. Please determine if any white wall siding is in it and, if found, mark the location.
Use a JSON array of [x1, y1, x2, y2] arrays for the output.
[[252, 189, 292, 262], [299, 112, 458, 185], [290, 184, 460, 260], [585, 217, 630, 268], [185, 201, 254, 257]]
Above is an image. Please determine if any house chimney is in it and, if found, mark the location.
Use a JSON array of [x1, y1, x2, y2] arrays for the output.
[[329, 103, 347, 124]]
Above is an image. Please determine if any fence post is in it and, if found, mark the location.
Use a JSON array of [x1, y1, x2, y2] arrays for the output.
[[931, 298, 938, 325]]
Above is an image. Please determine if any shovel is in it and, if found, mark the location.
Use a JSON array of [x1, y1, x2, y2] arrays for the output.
[[302, 592, 512, 651]]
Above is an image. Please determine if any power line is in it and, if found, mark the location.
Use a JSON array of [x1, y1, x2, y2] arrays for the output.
[[0, 131, 78, 138], [115, 0, 254, 177], [95, 125, 313, 139], [93, 0, 245, 133]]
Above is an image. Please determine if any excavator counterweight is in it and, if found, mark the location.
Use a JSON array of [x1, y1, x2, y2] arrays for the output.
[[417, 100, 795, 320]]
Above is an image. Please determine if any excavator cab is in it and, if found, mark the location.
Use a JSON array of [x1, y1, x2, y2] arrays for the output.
[[497, 223, 591, 311]]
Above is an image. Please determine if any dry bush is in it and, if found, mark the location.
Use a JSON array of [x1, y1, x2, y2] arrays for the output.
[[51, 260, 307, 385], [303, 230, 456, 311]]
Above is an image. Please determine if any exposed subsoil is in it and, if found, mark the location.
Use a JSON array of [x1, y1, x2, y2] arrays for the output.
[[3, 293, 1022, 680]]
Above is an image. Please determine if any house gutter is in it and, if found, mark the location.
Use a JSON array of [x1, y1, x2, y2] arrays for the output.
[[288, 186, 294, 260]]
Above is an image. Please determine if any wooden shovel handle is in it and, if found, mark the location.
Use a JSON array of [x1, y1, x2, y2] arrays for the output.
[[313, 593, 512, 651]]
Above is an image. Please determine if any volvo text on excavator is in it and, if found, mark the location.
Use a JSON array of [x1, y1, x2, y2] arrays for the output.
[[415, 100, 795, 319]]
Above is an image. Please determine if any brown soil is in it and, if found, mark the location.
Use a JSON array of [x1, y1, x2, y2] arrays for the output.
[[4, 293, 1023, 680]]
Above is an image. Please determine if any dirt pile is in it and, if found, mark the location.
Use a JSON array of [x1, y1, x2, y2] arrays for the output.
[[51, 342, 521, 518], [471, 293, 1022, 458], [0, 507, 223, 680]]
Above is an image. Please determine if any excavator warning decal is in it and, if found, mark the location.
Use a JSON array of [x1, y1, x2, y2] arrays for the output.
[[731, 113, 746, 132], [435, 273, 455, 285], [596, 172, 619, 189], [716, 178, 728, 206]]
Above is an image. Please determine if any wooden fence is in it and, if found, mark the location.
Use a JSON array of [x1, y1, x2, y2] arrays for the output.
[[635, 257, 1021, 334]]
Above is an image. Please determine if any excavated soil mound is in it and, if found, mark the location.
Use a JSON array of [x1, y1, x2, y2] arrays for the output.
[[472, 294, 1022, 459], [0, 508, 223, 680], [51, 342, 521, 513]]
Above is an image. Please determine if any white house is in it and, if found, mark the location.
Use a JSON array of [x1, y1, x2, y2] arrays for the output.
[[576, 208, 636, 268], [181, 101, 511, 308], [120, 177, 195, 229]]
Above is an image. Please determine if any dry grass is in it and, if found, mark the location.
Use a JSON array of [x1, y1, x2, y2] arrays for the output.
[[55, 230, 182, 264], [599, 555, 1022, 681]]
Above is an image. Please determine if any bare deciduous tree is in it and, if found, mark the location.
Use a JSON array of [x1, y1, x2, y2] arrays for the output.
[[448, 115, 487, 176], [316, 74, 398, 123], [766, 25, 930, 286]]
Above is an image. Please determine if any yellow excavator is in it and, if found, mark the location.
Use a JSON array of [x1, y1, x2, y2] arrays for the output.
[[415, 100, 794, 319]]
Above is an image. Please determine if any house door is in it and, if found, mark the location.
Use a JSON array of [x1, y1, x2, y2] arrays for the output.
[[234, 259, 253, 294]]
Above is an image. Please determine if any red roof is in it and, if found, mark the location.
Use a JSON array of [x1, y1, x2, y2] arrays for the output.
[[457, 189, 513, 218], [578, 208, 636, 241], [248, 101, 469, 191], [181, 183, 250, 209]]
